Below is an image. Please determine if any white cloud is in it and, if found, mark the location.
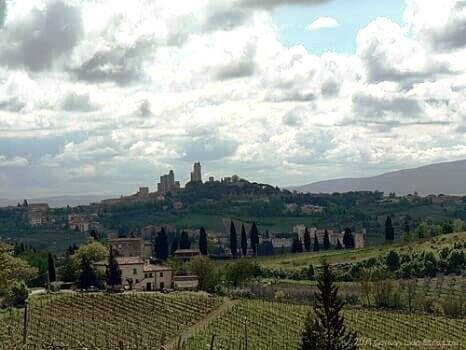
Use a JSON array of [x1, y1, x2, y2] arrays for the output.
[[0, 155, 29, 168], [0, 0, 466, 197], [307, 17, 339, 31]]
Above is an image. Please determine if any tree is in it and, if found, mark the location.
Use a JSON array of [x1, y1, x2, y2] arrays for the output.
[[60, 253, 77, 283], [241, 225, 248, 257], [385, 216, 395, 242], [404, 217, 410, 235], [323, 230, 331, 250], [105, 247, 122, 289], [72, 241, 108, 269], [303, 228, 311, 252], [170, 236, 179, 256], [385, 250, 400, 272], [9, 281, 29, 307], [301, 262, 357, 350], [249, 222, 260, 255], [189, 256, 218, 292], [335, 240, 343, 250], [224, 259, 259, 287], [313, 233, 320, 252], [47, 253, 56, 283], [89, 229, 98, 240], [78, 257, 98, 289], [230, 221, 238, 257], [292, 237, 304, 253], [156, 228, 169, 261], [199, 227, 208, 255], [342, 228, 355, 249], [0, 243, 37, 290], [179, 231, 191, 250], [453, 219, 465, 233]]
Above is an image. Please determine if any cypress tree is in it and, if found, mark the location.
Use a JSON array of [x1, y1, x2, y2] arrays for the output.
[[303, 228, 311, 252], [335, 240, 343, 250], [106, 247, 122, 288], [323, 229, 331, 250], [385, 216, 395, 242], [180, 230, 191, 249], [79, 257, 98, 289], [199, 227, 208, 255], [89, 229, 98, 240], [170, 236, 179, 256], [249, 222, 259, 255], [313, 233, 320, 252], [301, 262, 357, 350], [241, 224, 248, 257], [342, 228, 355, 249], [292, 236, 302, 253], [298, 238, 304, 253], [230, 221, 238, 257], [156, 228, 169, 261], [47, 253, 56, 283]]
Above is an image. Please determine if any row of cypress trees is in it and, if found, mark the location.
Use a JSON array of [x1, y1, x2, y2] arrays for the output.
[[155, 227, 209, 261], [229, 221, 259, 257]]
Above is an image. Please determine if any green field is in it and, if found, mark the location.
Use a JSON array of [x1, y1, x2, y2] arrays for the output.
[[259, 232, 466, 271], [0, 229, 88, 253]]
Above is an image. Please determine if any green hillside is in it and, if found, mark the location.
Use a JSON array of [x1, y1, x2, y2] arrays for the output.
[[260, 231, 466, 271]]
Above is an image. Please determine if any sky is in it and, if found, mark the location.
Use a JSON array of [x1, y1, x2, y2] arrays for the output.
[[1, 0, 466, 198]]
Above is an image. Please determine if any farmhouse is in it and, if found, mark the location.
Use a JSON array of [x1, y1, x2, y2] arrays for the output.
[[94, 257, 174, 291], [108, 237, 145, 257]]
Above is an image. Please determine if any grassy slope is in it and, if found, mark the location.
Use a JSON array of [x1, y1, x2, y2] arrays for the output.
[[259, 232, 466, 270]]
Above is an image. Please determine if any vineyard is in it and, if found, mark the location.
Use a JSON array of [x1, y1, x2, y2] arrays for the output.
[[185, 300, 466, 349], [1, 294, 465, 349], [0, 293, 223, 349]]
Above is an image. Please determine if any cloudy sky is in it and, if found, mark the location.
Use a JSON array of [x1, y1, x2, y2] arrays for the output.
[[1, 0, 466, 198]]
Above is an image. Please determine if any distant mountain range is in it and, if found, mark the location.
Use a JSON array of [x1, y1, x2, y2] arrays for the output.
[[0, 195, 115, 208], [289, 159, 466, 196]]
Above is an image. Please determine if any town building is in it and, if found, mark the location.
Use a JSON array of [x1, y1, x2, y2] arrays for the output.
[[190, 162, 202, 183], [68, 214, 90, 233], [137, 187, 149, 197], [28, 203, 49, 226], [301, 204, 324, 215], [157, 170, 180, 195]]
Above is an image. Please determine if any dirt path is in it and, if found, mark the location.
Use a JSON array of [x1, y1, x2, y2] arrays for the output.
[[166, 298, 239, 350]]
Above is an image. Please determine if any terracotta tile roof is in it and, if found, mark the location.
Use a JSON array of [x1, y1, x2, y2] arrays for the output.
[[95, 256, 143, 266], [143, 264, 174, 272], [174, 275, 199, 281]]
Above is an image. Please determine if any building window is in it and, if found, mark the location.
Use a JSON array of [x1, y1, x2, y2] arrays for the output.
[[160, 272, 163, 277], [149, 273, 153, 278], [133, 268, 137, 275]]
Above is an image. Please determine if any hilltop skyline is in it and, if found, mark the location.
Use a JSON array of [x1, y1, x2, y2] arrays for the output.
[[1, 0, 466, 197]]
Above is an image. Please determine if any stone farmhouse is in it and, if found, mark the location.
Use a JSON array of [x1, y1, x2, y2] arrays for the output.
[[95, 256, 174, 291], [99, 236, 199, 291]]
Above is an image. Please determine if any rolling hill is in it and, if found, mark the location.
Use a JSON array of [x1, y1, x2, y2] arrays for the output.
[[290, 159, 466, 195]]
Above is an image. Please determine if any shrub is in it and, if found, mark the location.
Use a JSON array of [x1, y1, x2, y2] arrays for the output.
[[9, 281, 29, 307]]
